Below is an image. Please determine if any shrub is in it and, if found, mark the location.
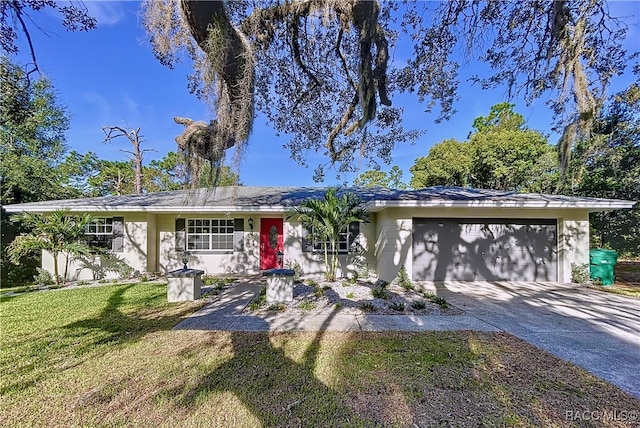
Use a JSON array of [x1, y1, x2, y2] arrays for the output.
[[357, 263, 375, 279], [423, 292, 449, 309], [33, 268, 54, 286], [314, 284, 325, 298], [375, 279, 389, 289], [116, 262, 135, 279], [359, 302, 375, 312], [285, 259, 304, 282], [346, 292, 355, 299], [248, 286, 267, 311], [389, 302, 405, 312], [342, 280, 351, 287], [268, 302, 287, 312], [411, 300, 426, 310], [372, 287, 388, 299], [202, 275, 235, 289], [334, 302, 343, 310], [306, 279, 318, 288], [298, 300, 317, 311], [571, 263, 591, 285], [396, 265, 414, 290]]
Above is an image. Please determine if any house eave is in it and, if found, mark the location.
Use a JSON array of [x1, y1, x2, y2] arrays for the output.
[[367, 200, 637, 212], [2, 205, 293, 214], [4, 200, 635, 214]]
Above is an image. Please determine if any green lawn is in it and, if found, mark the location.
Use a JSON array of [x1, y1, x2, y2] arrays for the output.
[[1, 283, 638, 427]]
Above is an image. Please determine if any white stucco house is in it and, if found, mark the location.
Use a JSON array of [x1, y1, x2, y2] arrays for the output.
[[3, 186, 635, 283]]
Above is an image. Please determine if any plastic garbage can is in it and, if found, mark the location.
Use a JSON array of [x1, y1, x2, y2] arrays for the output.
[[589, 248, 618, 286]]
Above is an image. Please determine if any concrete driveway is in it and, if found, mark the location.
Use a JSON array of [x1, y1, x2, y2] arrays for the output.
[[434, 281, 640, 399]]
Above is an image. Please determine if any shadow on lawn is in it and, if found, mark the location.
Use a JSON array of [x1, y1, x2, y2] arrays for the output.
[[63, 284, 200, 350], [2, 284, 201, 396], [174, 313, 376, 426]]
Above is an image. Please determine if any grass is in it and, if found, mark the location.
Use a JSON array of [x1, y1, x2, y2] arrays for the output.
[[2, 284, 639, 427], [594, 286, 640, 298], [592, 260, 640, 298]]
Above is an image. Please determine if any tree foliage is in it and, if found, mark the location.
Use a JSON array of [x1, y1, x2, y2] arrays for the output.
[[140, 0, 633, 183], [1, 1, 96, 75], [467, 103, 558, 192], [567, 84, 640, 257], [289, 188, 369, 281], [410, 103, 558, 192], [0, 57, 78, 205], [353, 165, 407, 189], [79, 151, 242, 197], [8, 211, 94, 284], [409, 139, 471, 188]]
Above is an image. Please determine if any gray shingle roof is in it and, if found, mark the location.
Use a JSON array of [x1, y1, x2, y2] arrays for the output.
[[3, 186, 636, 213]]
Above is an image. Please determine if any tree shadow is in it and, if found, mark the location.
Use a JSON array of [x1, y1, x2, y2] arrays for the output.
[[173, 313, 376, 426], [63, 284, 200, 353]]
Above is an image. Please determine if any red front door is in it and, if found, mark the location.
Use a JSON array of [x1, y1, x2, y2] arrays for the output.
[[260, 218, 284, 270]]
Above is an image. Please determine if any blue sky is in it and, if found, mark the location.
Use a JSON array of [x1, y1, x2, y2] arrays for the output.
[[12, 1, 639, 187]]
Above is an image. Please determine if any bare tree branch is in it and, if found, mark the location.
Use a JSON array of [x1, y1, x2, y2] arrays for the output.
[[102, 125, 156, 195]]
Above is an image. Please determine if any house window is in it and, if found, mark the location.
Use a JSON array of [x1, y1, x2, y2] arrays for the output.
[[85, 217, 114, 250], [310, 222, 359, 253], [187, 219, 234, 251]]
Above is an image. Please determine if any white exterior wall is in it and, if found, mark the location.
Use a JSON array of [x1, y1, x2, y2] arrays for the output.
[[157, 214, 261, 274], [375, 209, 413, 282], [40, 207, 591, 284], [558, 211, 590, 283], [284, 217, 377, 279], [157, 214, 376, 278], [374, 206, 592, 283], [42, 213, 150, 281]]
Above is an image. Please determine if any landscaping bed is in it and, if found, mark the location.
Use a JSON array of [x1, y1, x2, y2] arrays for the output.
[[245, 277, 464, 316]]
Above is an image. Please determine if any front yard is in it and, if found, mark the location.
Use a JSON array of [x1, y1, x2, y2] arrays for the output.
[[1, 281, 639, 427]]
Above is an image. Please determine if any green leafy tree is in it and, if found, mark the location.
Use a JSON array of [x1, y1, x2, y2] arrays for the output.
[[87, 160, 136, 196], [568, 84, 640, 257], [289, 188, 369, 281], [467, 104, 557, 191], [410, 139, 471, 188], [144, 152, 241, 192], [0, 57, 77, 204], [1, 57, 82, 286], [8, 211, 94, 285], [353, 165, 407, 189], [410, 104, 558, 192]]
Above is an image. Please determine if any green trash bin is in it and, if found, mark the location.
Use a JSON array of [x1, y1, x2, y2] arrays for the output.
[[589, 249, 618, 286]]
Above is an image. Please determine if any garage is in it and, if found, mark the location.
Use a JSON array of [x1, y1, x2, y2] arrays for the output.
[[412, 218, 557, 281]]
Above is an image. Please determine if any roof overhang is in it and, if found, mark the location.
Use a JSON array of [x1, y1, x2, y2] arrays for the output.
[[367, 199, 637, 212], [4, 200, 635, 214]]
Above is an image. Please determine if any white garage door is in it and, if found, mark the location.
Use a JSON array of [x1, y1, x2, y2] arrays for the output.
[[412, 218, 557, 281]]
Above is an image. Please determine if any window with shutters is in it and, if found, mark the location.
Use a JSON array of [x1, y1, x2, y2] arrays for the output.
[[85, 217, 114, 250], [187, 219, 234, 251], [310, 222, 359, 253]]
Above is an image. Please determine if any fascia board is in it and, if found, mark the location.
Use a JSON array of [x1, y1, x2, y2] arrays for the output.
[[368, 200, 637, 210]]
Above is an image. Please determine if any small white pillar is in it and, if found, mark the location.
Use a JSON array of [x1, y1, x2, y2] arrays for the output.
[[166, 269, 204, 302], [263, 268, 295, 303]]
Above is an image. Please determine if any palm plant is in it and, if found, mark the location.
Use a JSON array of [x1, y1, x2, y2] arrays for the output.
[[290, 188, 369, 281], [8, 211, 94, 285]]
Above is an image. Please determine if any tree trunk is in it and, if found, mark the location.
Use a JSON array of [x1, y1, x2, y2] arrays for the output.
[[63, 252, 69, 284], [52, 251, 60, 285], [134, 153, 143, 195]]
